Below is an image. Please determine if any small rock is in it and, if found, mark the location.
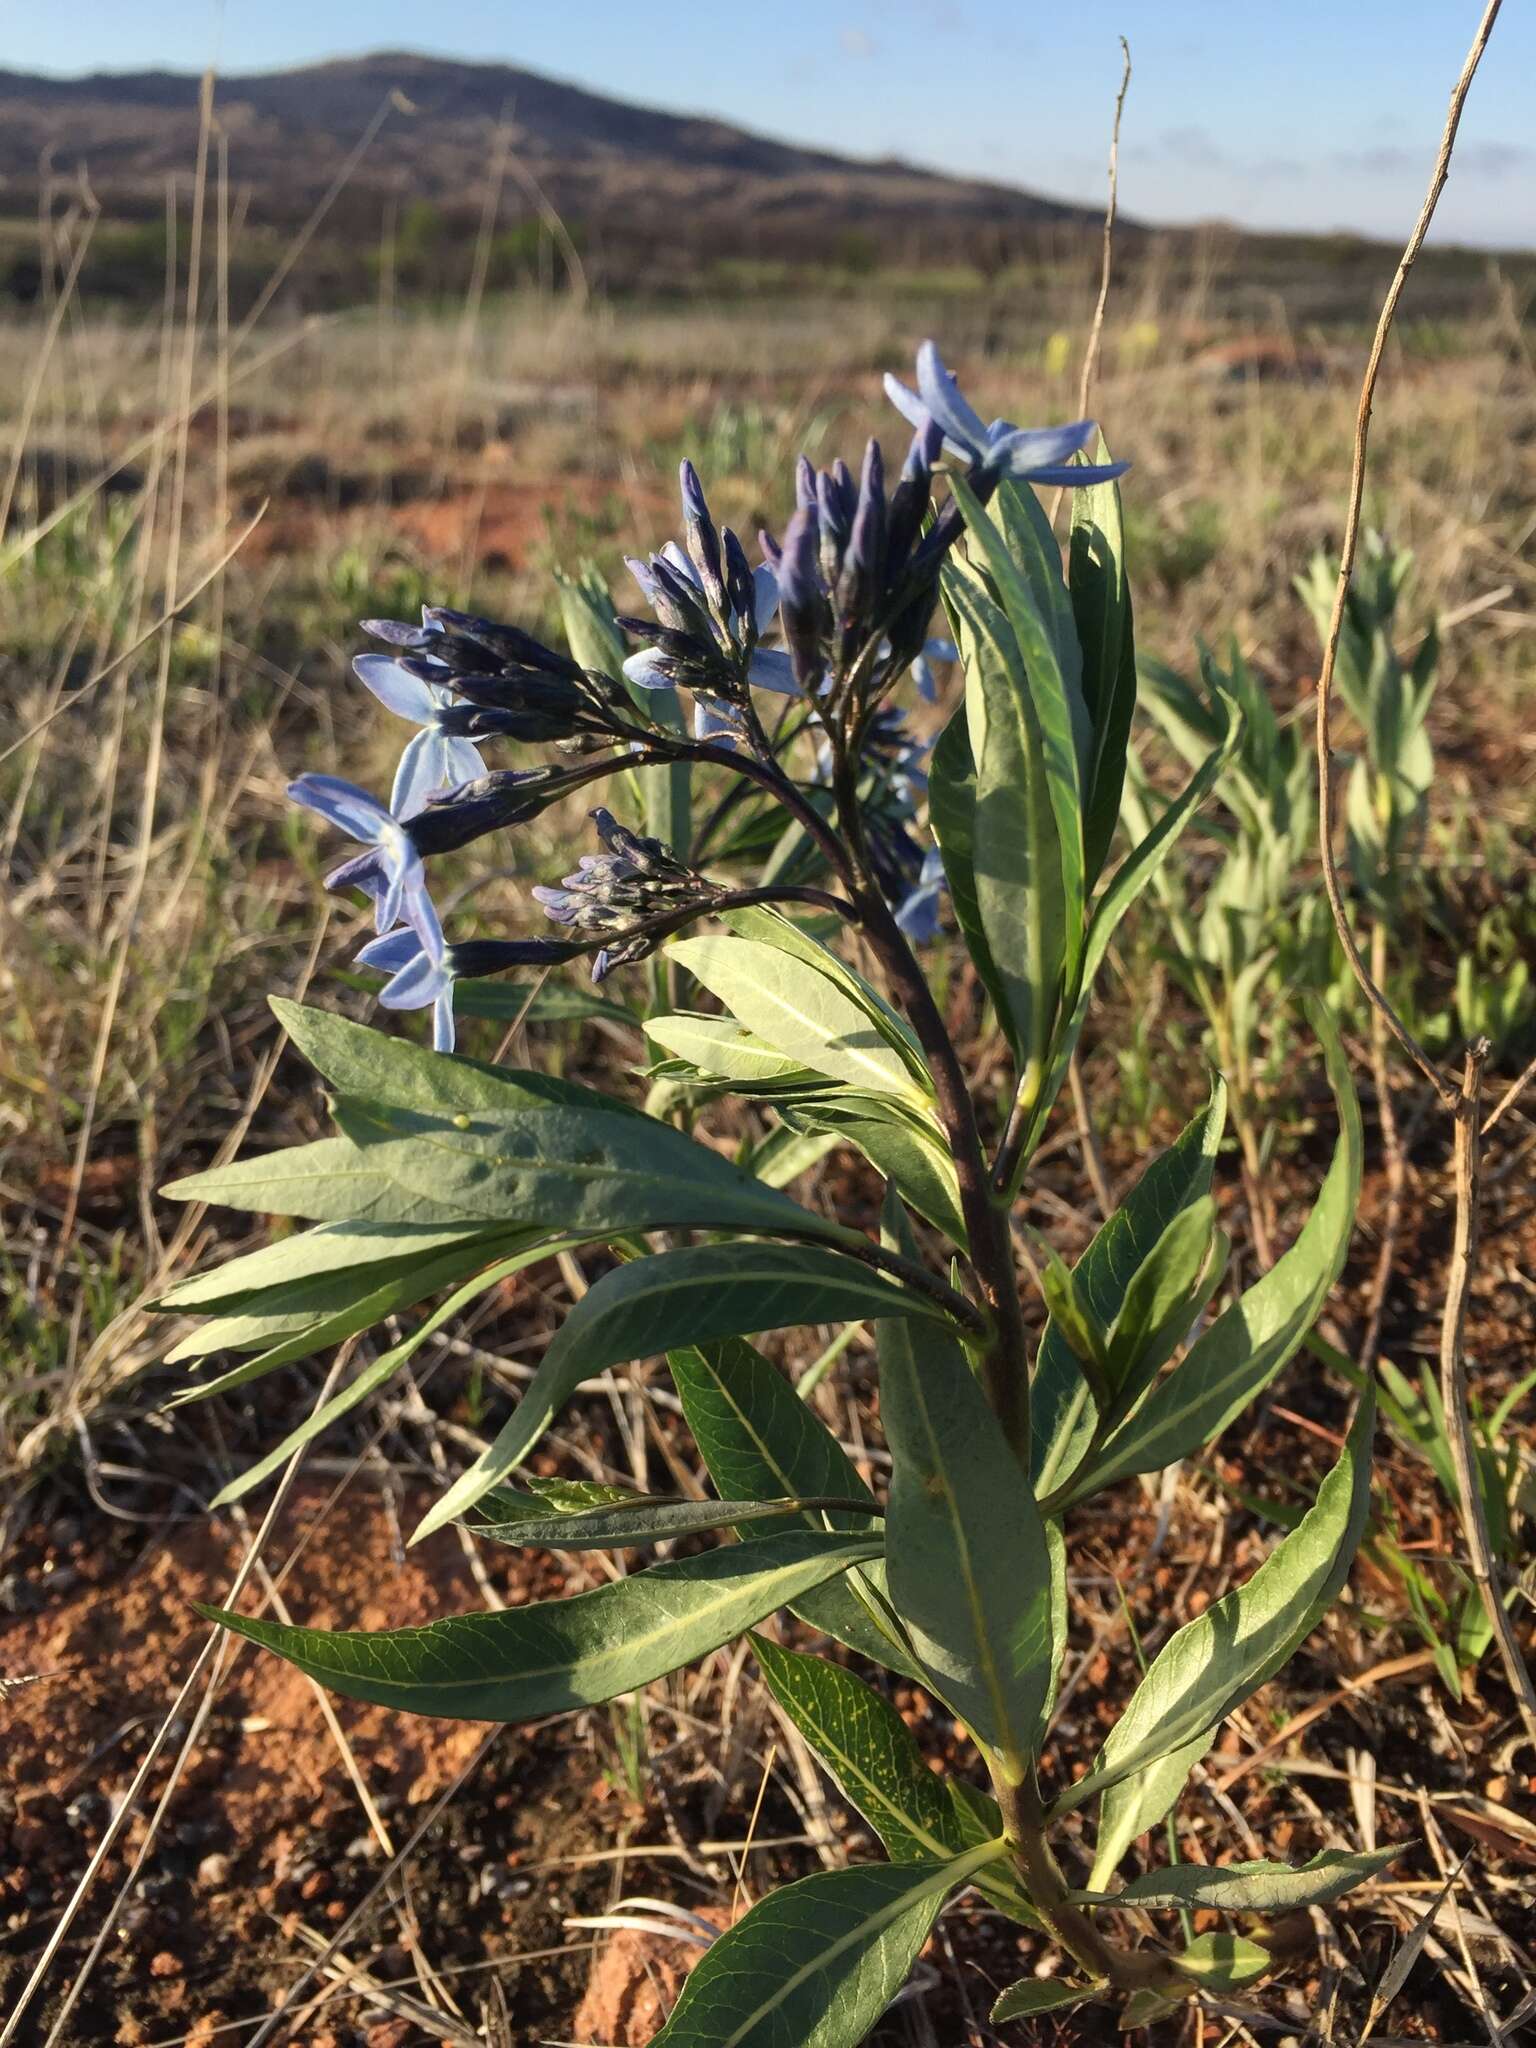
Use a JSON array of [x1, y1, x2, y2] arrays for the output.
[[150, 1950, 183, 1979], [196, 1854, 231, 1889]]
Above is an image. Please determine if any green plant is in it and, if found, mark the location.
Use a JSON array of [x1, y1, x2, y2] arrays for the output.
[[157, 342, 1385, 2038]]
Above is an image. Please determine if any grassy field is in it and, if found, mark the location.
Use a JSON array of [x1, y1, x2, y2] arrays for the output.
[[3, 243, 1536, 2045]]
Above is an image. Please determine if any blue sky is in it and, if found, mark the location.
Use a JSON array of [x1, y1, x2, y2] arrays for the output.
[[14, 2, 1535, 246]]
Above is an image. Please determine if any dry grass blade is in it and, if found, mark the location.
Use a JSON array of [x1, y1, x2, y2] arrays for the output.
[[1360, 1863, 1467, 2046]]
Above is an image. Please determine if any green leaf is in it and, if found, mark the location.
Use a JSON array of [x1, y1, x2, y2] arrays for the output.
[[1075, 1845, 1399, 1914], [1172, 1933, 1271, 1990], [1087, 1730, 1215, 1893], [646, 1013, 815, 1085], [204, 1528, 882, 1719], [1069, 451, 1136, 883], [474, 1493, 879, 1550], [785, 1100, 967, 1247], [156, 1219, 500, 1313], [1003, 684, 1242, 1181], [411, 1241, 940, 1543], [752, 1634, 964, 1864], [992, 1978, 1104, 2022], [164, 1230, 527, 1364], [880, 1313, 1057, 1773], [1064, 1010, 1361, 1502], [651, 1843, 1004, 2048], [206, 1236, 585, 1507], [720, 904, 927, 1082], [330, 1096, 855, 1244], [943, 569, 1064, 1075], [1103, 1196, 1223, 1395], [1059, 1385, 1375, 1821], [1119, 1986, 1186, 2028], [952, 472, 1086, 975], [1033, 1081, 1227, 1497], [167, 1236, 533, 1402], [670, 1337, 918, 1678], [162, 1135, 463, 1223], [927, 707, 1014, 1034], [269, 997, 642, 1119], [669, 934, 926, 1105]]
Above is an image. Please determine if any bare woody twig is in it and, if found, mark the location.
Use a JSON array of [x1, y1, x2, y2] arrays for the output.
[[1312, 3, 1498, 1111], [1440, 1044, 1536, 1739], [1311, 0, 1536, 1744]]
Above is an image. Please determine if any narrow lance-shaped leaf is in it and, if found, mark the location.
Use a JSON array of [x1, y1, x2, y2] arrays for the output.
[[328, 1095, 859, 1244], [951, 471, 1087, 979], [473, 1494, 880, 1551], [1060, 1384, 1375, 1822], [155, 1218, 504, 1314], [881, 1297, 1057, 1776], [752, 1633, 966, 1865], [203, 1528, 881, 1721], [269, 996, 647, 1120], [411, 1241, 945, 1544], [651, 1840, 1005, 2048], [1069, 446, 1136, 884], [162, 1134, 465, 1225], [943, 569, 1065, 1081], [926, 705, 1015, 1036], [1073, 1845, 1399, 1914], [1062, 1006, 1361, 1504], [670, 1337, 920, 1679], [1003, 681, 1242, 1181], [753, 1633, 1039, 1925], [720, 903, 928, 1083], [207, 1235, 588, 1508], [992, 1979, 1104, 2023], [669, 934, 928, 1105], [1032, 1079, 1228, 1497]]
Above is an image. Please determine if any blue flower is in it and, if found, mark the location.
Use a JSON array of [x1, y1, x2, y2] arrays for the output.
[[894, 845, 947, 943], [884, 340, 1129, 487], [287, 773, 444, 954], [911, 636, 957, 704], [355, 926, 459, 1052], [353, 654, 488, 819]]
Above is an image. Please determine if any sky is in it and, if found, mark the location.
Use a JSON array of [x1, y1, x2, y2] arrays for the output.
[[11, 1, 1536, 248]]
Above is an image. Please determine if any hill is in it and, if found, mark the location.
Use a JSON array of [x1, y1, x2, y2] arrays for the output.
[[0, 51, 1115, 290]]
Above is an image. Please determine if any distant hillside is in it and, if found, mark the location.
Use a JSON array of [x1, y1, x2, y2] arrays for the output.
[[0, 51, 1117, 294]]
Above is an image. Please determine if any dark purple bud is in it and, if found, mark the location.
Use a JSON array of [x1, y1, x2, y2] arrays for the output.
[[901, 413, 944, 483], [680, 460, 726, 613], [830, 458, 859, 524], [421, 606, 583, 680], [844, 440, 887, 592], [778, 505, 828, 693], [758, 527, 783, 569], [679, 458, 712, 530], [406, 767, 584, 855], [721, 527, 756, 632], [888, 422, 941, 578], [815, 470, 850, 587], [795, 455, 817, 510]]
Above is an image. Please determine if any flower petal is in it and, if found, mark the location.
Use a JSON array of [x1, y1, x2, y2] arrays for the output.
[[390, 729, 467, 820], [352, 654, 440, 724], [752, 561, 780, 636], [985, 419, 1098, 473], [378, 951, 447, 1011], [1006, 457, 1131, 488], [432, 987, 457, 1054], [915, 340, 989, 454], [745, 647, 800, 695], [622, 648, 673, 691], [288, 773, 391, 843], [356, 928, 423, 972]]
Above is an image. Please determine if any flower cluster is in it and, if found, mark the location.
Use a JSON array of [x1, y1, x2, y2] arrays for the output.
[[620, 461, 789, 729], [534, 808, 718, 979], [286, 341, 1125, 1051]]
